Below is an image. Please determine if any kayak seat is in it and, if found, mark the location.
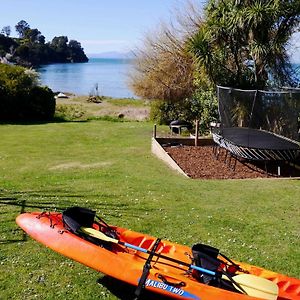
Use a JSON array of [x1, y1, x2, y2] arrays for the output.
[[62, 206, 117, 249], [192, 243, 220, 284], [192, 243, 241, 293]]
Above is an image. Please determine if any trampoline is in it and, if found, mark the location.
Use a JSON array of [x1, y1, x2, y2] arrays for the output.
[[212, 127, 300, 161], [213, 86, 300, 162]]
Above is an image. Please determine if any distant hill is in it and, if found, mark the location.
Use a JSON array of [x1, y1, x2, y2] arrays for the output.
[[87, 51, 134, 59]]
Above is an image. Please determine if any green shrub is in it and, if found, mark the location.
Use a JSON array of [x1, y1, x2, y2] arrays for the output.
[[0, 64, 34, 91], [0, 64, 55, 121], [191, 89, 219, 133], [54, 104, 86, 121], [25, 86, 55, 120], [150, 89, 218, 134], [150, 100, 181, 125]]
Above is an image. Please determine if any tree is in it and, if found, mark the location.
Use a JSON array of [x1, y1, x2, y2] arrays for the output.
[[38, 34, 45, 44], [68, 40, 88, 62], [188, 0, 300, 89], [0, 33, 18, 57], [24, 28, 44, 44], [15, 20, 30, 38], [128, 1, 218, 133], [68, 39, 82, 49], [1, 26, 11, 37], [128, 1, 204, 101], [0, 21, 88, 66], [129, 26, 196, 101], [50, 36, 68, 50], [50, 36, 68, 62]]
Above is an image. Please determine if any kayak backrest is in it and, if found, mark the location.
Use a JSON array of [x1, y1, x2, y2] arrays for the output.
[[62, 207, 118, 249], [62, 206, 96, 233], [192, 243, 220, 284], [192, 244, 243, 294]]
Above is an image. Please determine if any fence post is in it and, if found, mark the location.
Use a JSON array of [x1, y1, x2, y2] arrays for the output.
[[195, 120, 199, 146], [153, 124, 157, 139]]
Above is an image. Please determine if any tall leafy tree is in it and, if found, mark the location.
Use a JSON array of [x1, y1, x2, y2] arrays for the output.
[[188, 0, 300, 89], [50, 36, 69, 62], [1, 26, 11, 37], [129, 25, 196, 101], [128, 2, 204, 101], [68, 40, 88, 62], [0, 20, 88, 66], [24, 28, 45, 44], [50, 36, 68, 50], [15, 20, 30, 38], [0, 33, 17, 57]]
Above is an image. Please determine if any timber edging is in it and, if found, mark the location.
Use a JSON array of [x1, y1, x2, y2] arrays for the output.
[[151, 137, 214, 177]]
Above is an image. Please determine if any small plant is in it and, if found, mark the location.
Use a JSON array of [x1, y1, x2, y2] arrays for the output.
[[88, 83, 103, 103]]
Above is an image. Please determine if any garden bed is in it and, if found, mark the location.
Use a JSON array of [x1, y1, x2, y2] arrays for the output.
[[164, 145, 300, 179], [152, 137, 300, 179]]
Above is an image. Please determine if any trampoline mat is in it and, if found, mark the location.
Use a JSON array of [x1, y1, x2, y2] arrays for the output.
[[220, 128, 300, 150]]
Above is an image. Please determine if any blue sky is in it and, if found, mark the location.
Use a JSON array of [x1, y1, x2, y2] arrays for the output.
[[0, 0, 190, 55], [1, 0, 299, 61]]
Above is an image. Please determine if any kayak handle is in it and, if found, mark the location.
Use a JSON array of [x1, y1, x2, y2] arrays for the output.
[[158, 274, 186, 287]]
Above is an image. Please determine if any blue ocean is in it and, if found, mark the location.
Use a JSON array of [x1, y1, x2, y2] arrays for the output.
[[38, 58, 136, 98], [38, 60, 300, 98]]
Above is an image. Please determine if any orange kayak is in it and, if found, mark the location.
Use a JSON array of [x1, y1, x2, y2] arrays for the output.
[[16, 210, 300, 300]]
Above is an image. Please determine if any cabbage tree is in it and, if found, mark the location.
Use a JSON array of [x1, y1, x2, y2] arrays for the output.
[[188, 0, 300, 89]]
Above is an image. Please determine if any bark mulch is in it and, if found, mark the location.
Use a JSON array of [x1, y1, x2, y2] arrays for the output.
[[164, 145, 300, 179]]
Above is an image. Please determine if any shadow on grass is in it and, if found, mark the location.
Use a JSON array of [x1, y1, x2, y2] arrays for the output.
[[0, 193, 147, 215], [0, 189, 158, 246], [0, 118, 90, 125], [98, 276, 171, 300], [0, 114, 131, 125], [0, 196, 72, 245], [0, 199, 27, 244]]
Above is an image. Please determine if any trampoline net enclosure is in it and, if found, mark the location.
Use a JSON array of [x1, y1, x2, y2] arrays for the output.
[[213, 86, 300, 161], [217, 86, 300, 140]]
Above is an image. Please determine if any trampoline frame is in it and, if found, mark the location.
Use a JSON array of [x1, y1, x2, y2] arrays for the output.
[[212, 127, 300, 162]]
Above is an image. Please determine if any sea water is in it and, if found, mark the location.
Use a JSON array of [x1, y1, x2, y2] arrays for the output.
[[38, 58, 136, 98], [38, 61, 300, 98]]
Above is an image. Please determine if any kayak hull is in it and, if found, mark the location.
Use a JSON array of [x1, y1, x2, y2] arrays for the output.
[[16, 212, 300, 300]]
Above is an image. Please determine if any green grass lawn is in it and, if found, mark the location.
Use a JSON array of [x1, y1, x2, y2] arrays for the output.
[[0, 120, 299, 299]]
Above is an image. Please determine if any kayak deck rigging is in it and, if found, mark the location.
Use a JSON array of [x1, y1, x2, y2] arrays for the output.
[[15, 208, 300, 300]]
